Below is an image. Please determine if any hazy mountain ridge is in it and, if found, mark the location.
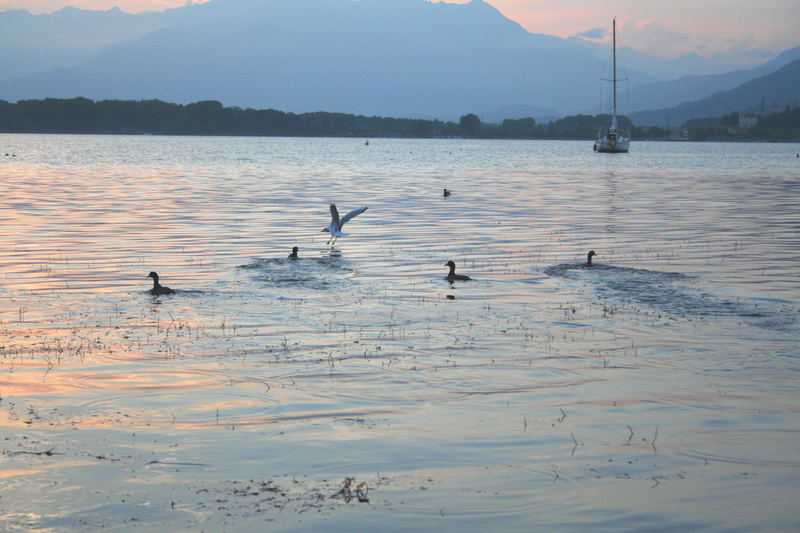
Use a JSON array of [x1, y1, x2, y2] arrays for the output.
[[0, 0, 614, 119], [569, 41, 744, 82], [622, 46, 800, 114], [0, 0, 797, 121], [630, 59, 800, 127], [0, 7, 177, 81]]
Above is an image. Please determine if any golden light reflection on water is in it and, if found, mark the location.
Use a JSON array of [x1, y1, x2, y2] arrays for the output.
[[1, 135, 799, 530], [0, 468, 44, 480]]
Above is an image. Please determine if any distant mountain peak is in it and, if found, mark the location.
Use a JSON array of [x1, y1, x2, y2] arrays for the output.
[[0, 0, 797, 122]]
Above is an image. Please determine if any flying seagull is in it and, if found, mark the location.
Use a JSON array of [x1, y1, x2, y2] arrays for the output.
[[322, 204, 368, 245]]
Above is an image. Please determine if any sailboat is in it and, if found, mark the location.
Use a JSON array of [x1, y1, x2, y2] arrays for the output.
[[594, 18, 630, 153]]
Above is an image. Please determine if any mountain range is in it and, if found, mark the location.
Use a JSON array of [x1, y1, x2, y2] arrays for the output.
[[630, 58, 800, 127], [620, 46, 800, 115], [0, 0, 798, 123]]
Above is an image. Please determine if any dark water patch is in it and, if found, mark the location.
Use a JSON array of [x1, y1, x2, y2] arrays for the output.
[[544, 263, 692, 283], [143, 288, 212, 298], [545, 263, 797, 329], [239, 256, 355, 290]]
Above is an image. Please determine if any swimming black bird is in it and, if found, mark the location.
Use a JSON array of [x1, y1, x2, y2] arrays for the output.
[[443, 188, 451, 197], [147, 271, 175, 295], [322, 203, 368, 246], [585, 250, 596, 266], [445, 260, 471, 281], [288, 246, 299, 259]]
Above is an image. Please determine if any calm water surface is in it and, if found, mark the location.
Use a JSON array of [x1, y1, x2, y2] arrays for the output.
[[1, 134, 799, 531]]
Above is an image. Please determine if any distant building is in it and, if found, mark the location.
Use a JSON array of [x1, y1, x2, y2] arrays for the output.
[[668, 128, 689, 141], [739, 115, 758, 129]]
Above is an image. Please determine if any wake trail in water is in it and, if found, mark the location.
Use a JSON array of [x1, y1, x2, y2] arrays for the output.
[[544, 263, 798, 330], [239, 256, 355, 291]]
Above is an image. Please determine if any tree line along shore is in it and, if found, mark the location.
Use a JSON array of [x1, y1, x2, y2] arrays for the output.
[[1, 97, 798, 142]]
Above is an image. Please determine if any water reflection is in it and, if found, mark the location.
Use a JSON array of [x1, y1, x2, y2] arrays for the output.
[[0, 135, 799, 531]]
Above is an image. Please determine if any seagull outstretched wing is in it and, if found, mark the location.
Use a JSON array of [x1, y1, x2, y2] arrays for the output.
[[329, 204, 341, 228], [341, 206, 368, 226]]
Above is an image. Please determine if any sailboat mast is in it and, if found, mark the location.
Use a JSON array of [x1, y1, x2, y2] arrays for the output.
[[611, 18, 617, 131], [594, 17, 630, 152]]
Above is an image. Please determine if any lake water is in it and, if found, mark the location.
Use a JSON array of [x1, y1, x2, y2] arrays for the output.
[[1, 134, 799, 531]]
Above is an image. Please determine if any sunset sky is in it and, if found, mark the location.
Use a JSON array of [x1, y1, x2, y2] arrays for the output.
[[1, 0, 798, 60]]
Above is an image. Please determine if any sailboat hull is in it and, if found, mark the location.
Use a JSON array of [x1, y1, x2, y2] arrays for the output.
[[594, 136, 630, 153]]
